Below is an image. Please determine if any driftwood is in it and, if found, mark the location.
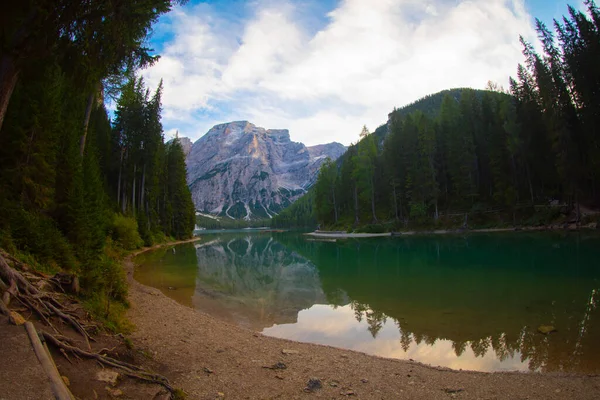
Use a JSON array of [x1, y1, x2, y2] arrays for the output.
[[25, 322, 75, 400], [42, 331, 175, 394]]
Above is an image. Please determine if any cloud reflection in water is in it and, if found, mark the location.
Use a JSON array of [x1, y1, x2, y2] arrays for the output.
[[263, 303, 530, 372]]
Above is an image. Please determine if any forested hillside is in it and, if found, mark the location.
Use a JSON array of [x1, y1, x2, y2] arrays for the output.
[[0, 0, 194, 324], [275, 1, 600, 231]]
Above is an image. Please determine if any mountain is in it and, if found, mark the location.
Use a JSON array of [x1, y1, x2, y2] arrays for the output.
[[185, 121, 346, 219], [178, 137, 193, 157]]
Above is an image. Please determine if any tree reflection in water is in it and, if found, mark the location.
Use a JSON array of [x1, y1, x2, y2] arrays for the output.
[[278, 232, 600, 373]]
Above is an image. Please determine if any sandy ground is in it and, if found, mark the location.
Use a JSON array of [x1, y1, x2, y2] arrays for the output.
[[0, 324, 54, 400], [125, 241, 600, 400]]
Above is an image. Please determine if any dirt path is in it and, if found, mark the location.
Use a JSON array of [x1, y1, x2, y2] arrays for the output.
[[125, 241, 600, 400], [0, 324, 54, 400]]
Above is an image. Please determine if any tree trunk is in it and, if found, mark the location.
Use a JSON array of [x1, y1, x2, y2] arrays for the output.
[[132, 164, 137, 215], [79, 91, 95, 157], [392, 182, 399, 221], [370, 178, 377, 223], [525, 163, 534, 204], [0, 54, 20, 134], [25, 322, 75, 400], [117, 148, 124, 209], [140, 164, 146, 215], [353, 184, 359, 226], [331, 186, 338, 224], [434, 200, 439, 221]]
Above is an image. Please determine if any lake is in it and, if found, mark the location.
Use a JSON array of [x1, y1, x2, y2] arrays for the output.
[[134, 231, 600, 373]]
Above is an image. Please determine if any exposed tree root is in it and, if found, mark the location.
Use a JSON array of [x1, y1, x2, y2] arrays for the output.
[[0, 251, 92, 347], [42, 331, 176, 395], [1, 250, 178, 399]]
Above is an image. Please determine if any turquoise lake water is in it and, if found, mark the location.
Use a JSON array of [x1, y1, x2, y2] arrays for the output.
[[134, 232, 600, 373]]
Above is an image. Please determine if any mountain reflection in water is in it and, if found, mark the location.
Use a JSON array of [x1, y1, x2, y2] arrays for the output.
[[134, 232, 600, 373]]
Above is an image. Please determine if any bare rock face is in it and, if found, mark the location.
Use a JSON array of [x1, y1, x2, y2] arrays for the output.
[[178, 137, 193, 157], [185, 121, 345, 219]]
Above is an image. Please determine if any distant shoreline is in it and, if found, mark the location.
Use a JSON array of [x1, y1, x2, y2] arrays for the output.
[[306, 223, 598, 239]]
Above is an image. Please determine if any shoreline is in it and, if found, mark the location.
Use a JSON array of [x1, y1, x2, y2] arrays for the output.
[[306, 224, 598, 239], [123, 239, 600, 399]]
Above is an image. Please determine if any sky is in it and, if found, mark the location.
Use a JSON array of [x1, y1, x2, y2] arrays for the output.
[[140, 0, 586, 146]]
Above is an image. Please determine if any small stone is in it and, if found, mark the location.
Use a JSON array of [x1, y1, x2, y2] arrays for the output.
[[9, 311, 25, 326], [96, 370, 119, 386], [275, 375, 284, 380], [203, 367, 214, 374], [537, 325, 557, 335], [217, 392, 225, 398], [282, 349, 299, 355], [340, 354, 349, 358], [263, 362, 287, 370], [329, 381, 339, 387], [555, 389, 561, 393], [361, 378, 369, 383], [105, 387, 123, 397], [443, 388, 464, 394], [341, 389, 355, 396], [216, 349, 225, 353], [61, 376, 70, 387], [304, 378, 322, 392]]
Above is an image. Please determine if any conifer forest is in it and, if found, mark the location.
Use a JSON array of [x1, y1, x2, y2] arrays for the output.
[[0, 1, 194, 319], [274, 1, 600, 230]]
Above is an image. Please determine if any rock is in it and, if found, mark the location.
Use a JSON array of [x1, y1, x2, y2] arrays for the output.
[[275, 375, 284, 380], [304, 378, 322, 392], [281, 349, 299, 355], [96, 370, 119, 386], [186, 121, 346, 219], [443, 388, 464, 394], [361, 379, 369, 383], [9, 311, 25, 326], [61, 376, 70, 387], [341, 389, 356, 396], [203, 367, 214, 374], [105, 387, 123, 397], [537, 325, 557, 335], [329, 381, 339, 387], [263, 362, 287, 370], [217, 392, 225, 398]]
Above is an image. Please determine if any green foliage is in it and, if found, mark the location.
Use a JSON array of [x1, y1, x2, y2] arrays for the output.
[[271, 190, 317, 228], [111, 215, 144, 250], [172, 388, 188, 400], [0, 0, 197, 336]]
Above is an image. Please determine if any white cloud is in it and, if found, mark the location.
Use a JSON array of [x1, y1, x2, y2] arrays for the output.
[[143, 0, 538, 146]]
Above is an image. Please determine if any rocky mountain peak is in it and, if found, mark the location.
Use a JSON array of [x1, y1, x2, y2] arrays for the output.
[[185, 121, 346, 220]]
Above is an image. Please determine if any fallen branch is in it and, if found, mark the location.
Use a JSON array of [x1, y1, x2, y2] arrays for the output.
[[24, 322, 75, 400], [42, 331, 175, 395]]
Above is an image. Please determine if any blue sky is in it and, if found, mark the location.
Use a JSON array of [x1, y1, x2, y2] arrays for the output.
[[140, 0, 585, 146]]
